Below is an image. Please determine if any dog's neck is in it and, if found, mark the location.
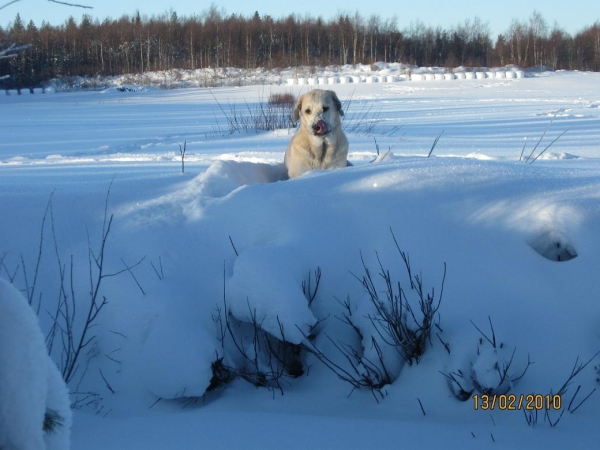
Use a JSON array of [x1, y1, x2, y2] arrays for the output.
[[320, 140, 327, 163]]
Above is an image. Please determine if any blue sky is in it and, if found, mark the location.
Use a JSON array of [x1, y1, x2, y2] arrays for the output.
[[3, 0, 599, 37]]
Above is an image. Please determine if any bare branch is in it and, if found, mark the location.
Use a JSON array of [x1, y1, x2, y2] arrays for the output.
[[519, 136, 528, 161], [47, 0, 92, 9], [1, 0, 93, 14], [0, 1, 20, 11], [99, 368, 115, 394], [302, 266, 322, 305], [119, 257, 147, 295], [524, 112, 557, 163], [228, 235, 239, 256], [570, 388, 596, 414], [470, 317, 496, 348], [179, 141, 186, 174], [427, 130, 444, 158], [0, 43, 31, 61], [150, 256, 164, 280], [528, 128, 571, 164]]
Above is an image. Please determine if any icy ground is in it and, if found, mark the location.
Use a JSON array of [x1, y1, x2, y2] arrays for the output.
[[1, 69, 600, 449]]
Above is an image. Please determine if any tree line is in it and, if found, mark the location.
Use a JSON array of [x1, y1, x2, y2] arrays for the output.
[[1, 8, 600, 89]]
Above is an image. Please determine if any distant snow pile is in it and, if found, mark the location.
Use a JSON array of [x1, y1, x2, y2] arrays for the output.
[[40, 63, 529, 92], [0, 278, 72, 450], [7, 62, 531, 94], [102, 85, 149, 93]]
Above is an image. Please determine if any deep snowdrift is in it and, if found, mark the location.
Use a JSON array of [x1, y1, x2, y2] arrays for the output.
[[95, 155, 600, 447], [1, 70, 599, 449]]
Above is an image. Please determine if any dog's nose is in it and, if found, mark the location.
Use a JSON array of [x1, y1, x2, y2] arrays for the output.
[[312, 119, 328, 135]]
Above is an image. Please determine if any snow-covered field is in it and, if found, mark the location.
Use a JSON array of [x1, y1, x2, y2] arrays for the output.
[[1, 69, 600, 449]]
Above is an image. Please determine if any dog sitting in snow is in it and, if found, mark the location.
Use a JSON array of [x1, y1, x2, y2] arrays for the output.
[[284, 89, 350, 178]]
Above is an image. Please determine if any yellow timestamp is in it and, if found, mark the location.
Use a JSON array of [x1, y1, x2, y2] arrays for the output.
[[473, 394, 562, 411]]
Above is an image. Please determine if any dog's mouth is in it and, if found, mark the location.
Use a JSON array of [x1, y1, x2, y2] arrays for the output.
[[312, 120, 329, 136]]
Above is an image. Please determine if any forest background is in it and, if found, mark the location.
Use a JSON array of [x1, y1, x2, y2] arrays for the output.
[[1, 7, 600, 89]]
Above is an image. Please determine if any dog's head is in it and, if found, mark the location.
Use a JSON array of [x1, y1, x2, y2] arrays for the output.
[[293, 89, 344, 137]]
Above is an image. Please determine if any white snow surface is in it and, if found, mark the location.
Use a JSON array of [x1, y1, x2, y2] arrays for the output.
[[1, 68, 600, 449]]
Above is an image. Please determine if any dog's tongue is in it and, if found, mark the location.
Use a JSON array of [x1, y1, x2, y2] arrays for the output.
[[315, 120, 328, 135]]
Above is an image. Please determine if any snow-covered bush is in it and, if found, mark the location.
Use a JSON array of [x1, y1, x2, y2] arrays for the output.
[[352, 236, 446, 366], [212, 247, 321, 393], [442, 318, 531, 401], [0, 278, 72, 450], [158, 247, 325, 397], [214, 309, 301, 392], [305, 232, 446, 400]]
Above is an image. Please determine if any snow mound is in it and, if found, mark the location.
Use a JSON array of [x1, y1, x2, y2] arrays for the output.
[[139, 307, 219, 399], [0, 278, 71, 450], [44, 357, 73, 450], [470, 340, 530, 395], [122, 160, 287, 225], [201, 160, 288, 195], [226, 246, 317, 344]]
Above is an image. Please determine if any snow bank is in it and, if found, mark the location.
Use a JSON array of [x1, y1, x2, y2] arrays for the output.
[[119, 152, 600, 409], [121, 160, 288, 224], [0, 279, 71, 450], [227, 246, 318, 344]]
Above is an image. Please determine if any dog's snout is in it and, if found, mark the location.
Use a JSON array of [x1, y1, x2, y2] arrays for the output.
[[312, 119, 328, 136]]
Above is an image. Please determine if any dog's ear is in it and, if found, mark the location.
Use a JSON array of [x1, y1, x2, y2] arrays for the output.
[[293, 94, 303, 123], [329, 91, 344, 117]]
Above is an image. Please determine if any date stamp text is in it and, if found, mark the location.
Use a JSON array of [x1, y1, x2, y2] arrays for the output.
[[473, 394, 562, 411]]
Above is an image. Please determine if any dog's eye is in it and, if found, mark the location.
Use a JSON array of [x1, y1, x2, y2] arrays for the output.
[[304, 108, 312, 115], [323, 106, 329, 112]]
